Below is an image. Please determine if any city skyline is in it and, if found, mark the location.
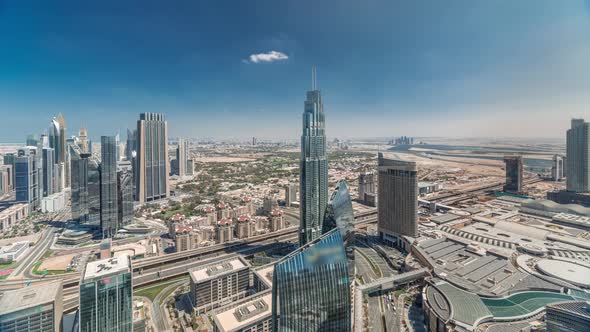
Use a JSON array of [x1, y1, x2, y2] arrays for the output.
[[1, 1, 589, 141]]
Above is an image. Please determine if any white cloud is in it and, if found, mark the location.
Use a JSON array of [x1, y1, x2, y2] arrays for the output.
[[246, 51, 288, 63]]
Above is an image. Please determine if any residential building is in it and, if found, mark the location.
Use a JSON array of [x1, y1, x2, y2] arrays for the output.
[[189, 256, 250, 314], [299, 67, 328, 246], [177, 138, 188, 176], [272, 228, 351, 332], [0, 165, 13, 194], [284, 184, 297, 207], [269, 210, 285, 232], [15, 146, 39, 212], [503, 155, 524, 194], [79, 255, 133, 332], [0, 203, 28, 235], [212, 291, 272, 332], [217, 219, 234, 243], [377, 153, 418, 244], [136, 112, 169, 202], [566, 118, 589, 193], [100, 136, 119, 238], [552, 155, 565, 181], [358, 172, 375, 202], [0, 280, 63, 332]]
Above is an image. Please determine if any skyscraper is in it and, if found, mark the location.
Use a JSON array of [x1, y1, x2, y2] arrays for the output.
[[79, 255, 133, 332], [117, 170, 133, 225], [48, 118, 61, 163], [71, 143, 101, 227], [176, 138, 188, 176], [566, 118, 589, 193], [322, 180, 355, 280], [552, 155, 565, 181], [272, 229, 351, 332], [300, 67, 328, 246], [377, 153, 418, 246], [503, 155, 524, 194], [3, 153, 16, 186], [56, 113, 67, 164], [136, 113, 169, 202], [42, 147, 55, 197], [15, 147, 39, 212], [100, 136, 119, 238], [79, 127, 89, 152]]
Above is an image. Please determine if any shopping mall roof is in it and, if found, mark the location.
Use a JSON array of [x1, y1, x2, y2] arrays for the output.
[[536, 259, 590, 288]]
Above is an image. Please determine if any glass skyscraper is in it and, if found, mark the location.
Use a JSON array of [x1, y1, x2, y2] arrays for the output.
[[15, 147, 39, 212], [322, 180, 355, 280], [71, 144, 101, 227], [100, 136, 119, 238], [300, 68, 328, 246], [42, 147, 54, 197], [79, 255, 133, 332], [566, 118, 589, 193], [272, 229, 351, 332], [136, 113, 169, 202]]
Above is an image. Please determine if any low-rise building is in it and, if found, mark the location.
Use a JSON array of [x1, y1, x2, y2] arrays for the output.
[[0, 280, 63, 332], [0, 241, 29, 262], [189, 256, 250, 314], [0, 203, 29, 234], [217, 219, 234, 244], [41, 190, 68, 213]]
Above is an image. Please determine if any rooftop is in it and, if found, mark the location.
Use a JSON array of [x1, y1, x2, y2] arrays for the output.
[[253, 264, 275, 288], [213, 292, 272, 332], [536, 259, 590, 288], [547, 301, 590, 319], [0, 280, 62, 315], [82, 255, 131, 281], [190, 257, 248, 283]]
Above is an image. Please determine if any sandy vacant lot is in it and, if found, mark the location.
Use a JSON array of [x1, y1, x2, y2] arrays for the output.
[[39, 253, 76, 271]]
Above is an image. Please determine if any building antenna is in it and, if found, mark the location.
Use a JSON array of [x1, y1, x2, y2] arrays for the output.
[[312, 66, 317, 90]]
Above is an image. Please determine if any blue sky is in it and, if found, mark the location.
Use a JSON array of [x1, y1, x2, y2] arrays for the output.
[[1, 1, 589, 142]]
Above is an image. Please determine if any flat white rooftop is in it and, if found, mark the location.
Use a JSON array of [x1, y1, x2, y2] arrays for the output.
[[254, 264, 274, 288], [0, 280, 62, 315], [213, 292, 272, 332], [190, 257, 247, 283], [83, 255, 131, 281]]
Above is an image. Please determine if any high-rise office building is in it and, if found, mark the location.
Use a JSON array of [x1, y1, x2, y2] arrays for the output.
[[3, 153, 16, 186], [15, 147, 40, 212], [100, 136, 119, 238], [71, 143, 101, 227], [300, 67, 328, 246], [177, 138, 188, 176], [0, 165, 13, 195], [377, 153, 418, 245], [272, 229, 351, 332], [79, 255, 133, 332], [117, 170, 133, 225], [322, 180, 355, 280], [136, 113, 169, 202], [56, 113, 67, 163], [26, 134, 38, 147], [566, 118, 589, 193], [0, 280, 63, 332], [42, 147, 55, 197], [49, 118, 61, 163], [358, 171, 375, 201], [125, 128, 138, 198], [503, 155, 524, 194], [545, 301, 590, 332]]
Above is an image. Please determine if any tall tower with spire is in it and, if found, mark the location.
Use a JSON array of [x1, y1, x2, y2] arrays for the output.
[[299, 67, 328, 246]]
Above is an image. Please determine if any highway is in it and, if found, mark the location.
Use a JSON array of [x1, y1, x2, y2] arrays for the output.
[[431, 178, 543, 204]]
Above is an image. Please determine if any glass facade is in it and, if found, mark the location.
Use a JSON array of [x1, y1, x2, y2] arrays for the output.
[[322, 180, 355, 280], [272, 229, 351, 332], [137, 113, 169, 202], [100, 136, 119, 238], [79, 269, 133, 332], [71, 145, 101, 227], [300, 75, 328, 246], [15, 147, 39, 211], [0, 304, 55, 332], [117, 171, 133, 225]]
